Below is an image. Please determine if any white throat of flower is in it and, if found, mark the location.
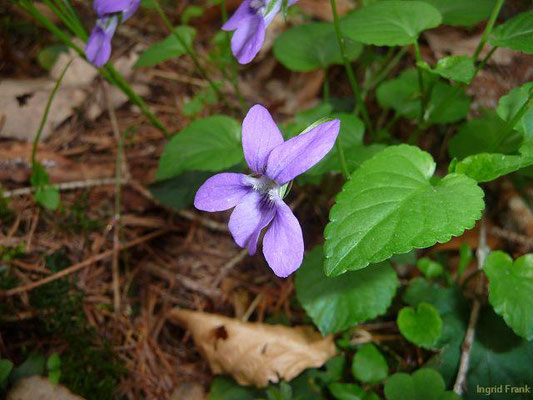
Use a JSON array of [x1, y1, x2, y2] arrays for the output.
[[250, 0, 267, 14], [245, 175, 281, 202]]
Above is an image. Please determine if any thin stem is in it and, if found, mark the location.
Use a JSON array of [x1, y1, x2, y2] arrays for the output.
[[32, 59, 73, 164], [363, 47, 408, 95], [323, 67, 350, 180], [472, 0, 505, 62], [413, 40, 426, 127], [152, 0, 229, 108], [454, 218, 490, 395], [221, 0, 247, 112], [471, 46, 497, 83], [105, 65, 171, 138], [329, 0, 373, 137]]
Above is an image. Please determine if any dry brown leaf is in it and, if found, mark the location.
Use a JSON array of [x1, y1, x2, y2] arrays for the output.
[[299, 0, 355, 21], [0, 44, 148, 142], [424, 30, 514, 66], [7, 376, 85, 400], [169, 309, 336, 387]]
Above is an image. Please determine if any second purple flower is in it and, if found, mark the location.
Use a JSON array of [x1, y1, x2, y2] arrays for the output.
[[194, 105, 340, 277], [86, 0, 140, 67], [222, 0, 299, 64]]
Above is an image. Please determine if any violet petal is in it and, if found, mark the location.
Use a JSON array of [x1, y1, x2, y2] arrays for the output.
[[85, 19, 117, 67], [93, 0, 131, 16], [263, 200, 303, 277], [266, 119, 340, 184], [242, 105, 284, 174], [228, 191, 276, 255], [230, 14, 266, 64], [222, 0, 255, 31], [194, 173, 251, 212]]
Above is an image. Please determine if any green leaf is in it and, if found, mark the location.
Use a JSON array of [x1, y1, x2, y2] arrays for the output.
[[484, 251, 533, 340], [35, 186, 60, 210], [134, 26, 196, 68], [384, 368, 460, 400], [417, 257, 443, 279], [150, 170, 213, 210], [0, 359, 13, 385], [324, 145, 484, 276], [429, 304, 533, 399], [181, 5, 204, 25], [156, 116, 242, 180], [496, 82, 533, 138], [341, 1, 442, 46], [457, 242, 472, 277], [10, 354, 45, 382], [329, 383, 380, 400], [46, 353, 61, 371], [490, 10, 533, 54], [397, 303, 442, 348], [454, 151, 533, 183], [448, 112, 523, 160], [377, 70, 470, 124], [351, 343, 388, 383], [424, 55, 475, 84], [37, 45, 68, 71], [48, 369, 61, 385], [274, 22, 363, 71], [208, 377, 263, 400], [415, 0, 496, 26], [295, 246, 398, 335], [403, 278, 464, 316]]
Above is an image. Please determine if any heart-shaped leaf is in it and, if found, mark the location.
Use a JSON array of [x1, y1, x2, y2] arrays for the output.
[[156, 116, 242, 180], [417, 0, 496, 26], [134, 26, 196, 68], [397, 303, 442, 348], [449, 112, 523, 160], [384, 368, 460, 400], [274, 22, 362, 72], [377, 70, 470, 124], [324, 145, 484, 276], [295, 246, 398, 335], [490, 10, 533, 54], [351, 344, 389, 384], [454, 151, 533, 183], [341, 1, 442, 46], [484, 251, 533, 340], [422, 55, 475, 84]]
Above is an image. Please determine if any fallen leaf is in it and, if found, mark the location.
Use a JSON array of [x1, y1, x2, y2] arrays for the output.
[[168, 309, 336, 387], [299, 0, 355, 21], [7, 376, 85, 400], [0, 43, 148, 142]]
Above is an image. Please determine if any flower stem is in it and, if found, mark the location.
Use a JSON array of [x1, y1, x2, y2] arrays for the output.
[[471, 46, 498, 83], [152, 0, 230, 109], [221, 0, 247, 112], [324, 67, 350, 180], [32, 59, 73, 165], [413, 40, 426, 127], [472, 0, 504, 62], [329, 0, 373, 138]]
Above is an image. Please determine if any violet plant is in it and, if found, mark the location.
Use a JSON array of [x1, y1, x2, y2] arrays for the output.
[[11, 0, 533, 398]]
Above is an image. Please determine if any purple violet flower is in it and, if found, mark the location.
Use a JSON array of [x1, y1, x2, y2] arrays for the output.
[[194, 105, 340, 277], [86, 0, 140, 67], [222, 0, 299, 64]]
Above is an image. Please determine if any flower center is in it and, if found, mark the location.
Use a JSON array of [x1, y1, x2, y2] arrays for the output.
[[245, 175, 280, 202], [250, 0, 266, 14]]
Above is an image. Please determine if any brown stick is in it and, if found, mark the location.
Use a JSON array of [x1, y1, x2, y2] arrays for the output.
[[1, 230, 167, 297], [453, 218, 489, 395]]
